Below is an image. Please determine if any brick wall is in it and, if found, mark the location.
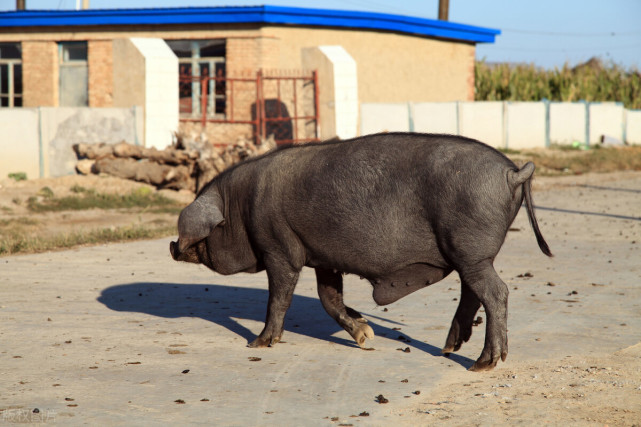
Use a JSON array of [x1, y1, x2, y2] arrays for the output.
[[22, 41, 58, 107], [226, 37, 260, 77], [225, 36, 279, 76], [88, 40, 114, 107]]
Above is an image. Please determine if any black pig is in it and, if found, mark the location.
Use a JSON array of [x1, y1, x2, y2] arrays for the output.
[[170, 132, 552, 371]]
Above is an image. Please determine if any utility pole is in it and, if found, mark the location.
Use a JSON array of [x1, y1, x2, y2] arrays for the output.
[[438, 0, 449, 21], [16, 0, 26, 10]]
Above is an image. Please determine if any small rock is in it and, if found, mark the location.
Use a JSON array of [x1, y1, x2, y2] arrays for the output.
[[248, 357, 261, 362], [175, 399, 186, 404], [182, 369, 190, 374]]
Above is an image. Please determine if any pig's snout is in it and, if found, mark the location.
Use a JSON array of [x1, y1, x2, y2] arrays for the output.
[[169, 240, 180, 260], [170, 239, 201, 264]]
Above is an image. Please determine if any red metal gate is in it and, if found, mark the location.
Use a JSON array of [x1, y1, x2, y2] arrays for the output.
[[179, 69, 319, 145]]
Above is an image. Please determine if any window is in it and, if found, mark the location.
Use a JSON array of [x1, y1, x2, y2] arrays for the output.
[[166, 40, 226, 117], [59, 41, 88, 106], [0, 42, 22, 107]]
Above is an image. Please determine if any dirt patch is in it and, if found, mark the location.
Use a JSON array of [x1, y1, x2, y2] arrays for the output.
[[411, 345, 641, 426]]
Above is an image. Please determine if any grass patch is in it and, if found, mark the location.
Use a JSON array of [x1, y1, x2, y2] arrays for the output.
[[514, 146, 641, 175], [0, 223, 177, 256], [8, 172, 27, 181], [26, 187, 182, 214], [0, 217, 40, 227], [499, 147, 522, 155]]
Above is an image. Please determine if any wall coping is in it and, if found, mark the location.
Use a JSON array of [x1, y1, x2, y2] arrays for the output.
[[0, 5, 500, 44]]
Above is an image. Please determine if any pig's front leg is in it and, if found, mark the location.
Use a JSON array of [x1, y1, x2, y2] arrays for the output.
[[248, 256, 300, 348], [315, 268, 374, 347]]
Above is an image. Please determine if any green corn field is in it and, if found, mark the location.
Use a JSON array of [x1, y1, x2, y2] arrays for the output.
[[475, 58, 641, 109]]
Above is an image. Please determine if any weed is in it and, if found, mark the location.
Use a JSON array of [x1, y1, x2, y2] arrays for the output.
[[498, 148, 521, 155], [70, 185, 87, 194], [8, 172, 27, 181], [26, 189, 182, 214], [38, 187, 54, 198], [511, 146, 641, 175], [0, 217, 40, 227], [0, 223, 177, 256]]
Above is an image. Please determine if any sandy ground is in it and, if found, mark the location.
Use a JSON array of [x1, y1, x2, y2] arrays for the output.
[[1, 171, 640, 425]]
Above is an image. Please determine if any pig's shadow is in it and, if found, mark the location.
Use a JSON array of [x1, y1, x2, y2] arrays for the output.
[[97, 282, 473, 369]]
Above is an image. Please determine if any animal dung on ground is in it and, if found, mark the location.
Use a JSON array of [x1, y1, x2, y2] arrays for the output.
[[376, 394, 389, 404]]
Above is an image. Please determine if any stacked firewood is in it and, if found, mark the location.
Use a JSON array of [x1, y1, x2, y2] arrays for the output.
[[73, 135, 276, 193]]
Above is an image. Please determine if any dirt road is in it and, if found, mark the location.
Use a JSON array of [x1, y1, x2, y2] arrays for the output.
[[1, 171, 640, 425]]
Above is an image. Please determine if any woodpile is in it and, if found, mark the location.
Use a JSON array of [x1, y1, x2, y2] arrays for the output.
[[73, 135, 276, 193]]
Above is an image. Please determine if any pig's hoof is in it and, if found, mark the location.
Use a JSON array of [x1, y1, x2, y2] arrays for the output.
[[352, 323, 375, 347], [441, 345, 455, 355], [469, 351, 506, 372], [247, 335, 281, 348]]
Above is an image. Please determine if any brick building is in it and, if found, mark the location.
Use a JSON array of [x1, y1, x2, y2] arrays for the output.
[[0, 6, 499, 146]]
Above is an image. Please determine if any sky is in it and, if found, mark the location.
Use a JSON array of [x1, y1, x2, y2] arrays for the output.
[[4, 0, 641, 70]]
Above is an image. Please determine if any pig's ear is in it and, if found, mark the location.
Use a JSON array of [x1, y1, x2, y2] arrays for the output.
[[177, 191, 225, 252]]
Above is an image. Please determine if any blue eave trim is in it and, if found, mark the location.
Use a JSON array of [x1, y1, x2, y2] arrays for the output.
[[0, 5, 500, 44]]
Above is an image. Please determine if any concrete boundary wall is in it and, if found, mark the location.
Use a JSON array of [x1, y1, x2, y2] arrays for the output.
[[0, 107, 143, 180], [361, 101, 641, 149]]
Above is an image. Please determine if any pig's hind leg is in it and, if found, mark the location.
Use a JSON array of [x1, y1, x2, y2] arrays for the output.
[[315, 268, 374, 348], [456, 261, 509, 371], [442, 281, 481, 354]]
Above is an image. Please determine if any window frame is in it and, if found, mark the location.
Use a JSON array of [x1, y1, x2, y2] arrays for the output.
[[0, 42, 22, 108], [167, 39, 226, 118], [58, 41, 88, 107]]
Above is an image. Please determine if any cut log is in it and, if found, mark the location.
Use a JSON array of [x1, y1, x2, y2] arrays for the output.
[[74, 135, 279, 193], [75, 159, 96, 175]]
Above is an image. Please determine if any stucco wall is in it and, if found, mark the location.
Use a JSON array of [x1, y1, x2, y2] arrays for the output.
[[112, 38, 146, 110], [265, 26, 475, 103]]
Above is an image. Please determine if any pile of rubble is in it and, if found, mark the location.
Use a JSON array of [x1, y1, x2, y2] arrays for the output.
[[73, 135, 276, 193]]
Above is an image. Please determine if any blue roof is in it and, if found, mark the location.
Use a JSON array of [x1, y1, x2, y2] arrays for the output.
[[0, 5, 500, 43]]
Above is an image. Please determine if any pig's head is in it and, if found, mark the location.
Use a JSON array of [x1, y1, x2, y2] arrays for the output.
[[170, 189, 225, 263]]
